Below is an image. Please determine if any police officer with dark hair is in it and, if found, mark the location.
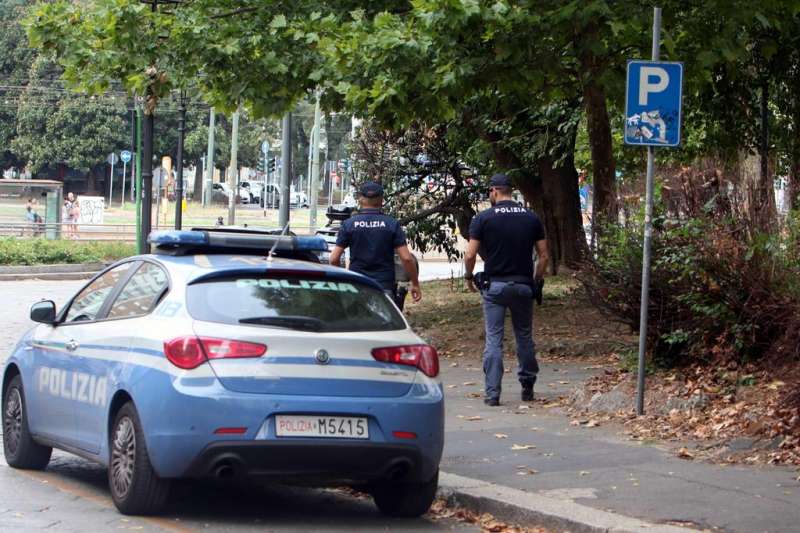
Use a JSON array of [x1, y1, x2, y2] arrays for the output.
[[464, 174, 549, 406], [329, 181, 422, 304]]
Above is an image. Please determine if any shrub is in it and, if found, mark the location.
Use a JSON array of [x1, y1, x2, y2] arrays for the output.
[[0, 238, 135, 266], [580, 209, 800, 368]]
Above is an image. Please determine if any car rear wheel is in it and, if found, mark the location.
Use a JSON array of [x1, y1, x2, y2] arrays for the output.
[[371, 470, 438, 518], [109, 402, 170, 515], [2, 375, 52, 470]]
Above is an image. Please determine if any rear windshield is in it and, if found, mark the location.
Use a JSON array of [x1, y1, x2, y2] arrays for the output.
[[186, 276, 406, 332]]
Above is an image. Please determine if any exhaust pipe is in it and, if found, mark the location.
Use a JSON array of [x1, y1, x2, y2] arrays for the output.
[[213, 460, 236, 480], [385, 459, 412, 481]]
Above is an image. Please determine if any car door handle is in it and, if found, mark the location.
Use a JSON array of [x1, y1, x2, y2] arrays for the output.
[[65, 340, 79, 352]]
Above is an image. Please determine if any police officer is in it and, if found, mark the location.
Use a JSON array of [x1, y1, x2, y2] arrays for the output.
[[329, 181, 422, 303], [464, 174, 549, 406]]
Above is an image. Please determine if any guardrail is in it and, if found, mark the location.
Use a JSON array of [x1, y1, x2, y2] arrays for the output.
[[0, 222, 456, 259], [0, 222, 319, 241]]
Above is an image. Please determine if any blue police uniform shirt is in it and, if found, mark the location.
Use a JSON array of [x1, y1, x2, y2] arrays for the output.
[[468, 200, 545, 279], [336, 208, 406, 287]]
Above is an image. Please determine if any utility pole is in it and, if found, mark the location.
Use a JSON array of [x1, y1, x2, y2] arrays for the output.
[[309, 93, 322, 229], [135, 104, 143, 252], [204, 108, 216, 207], [279, 112, 291, 227], [140, 108, 154, 252], [227, 107, 240, 225], [174, 91, 186, 229]]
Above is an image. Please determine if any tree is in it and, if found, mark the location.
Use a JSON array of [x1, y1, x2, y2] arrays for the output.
[[12, 57, 129, 188], [352, 122, 479, 259], [0, 0, 36, 170]]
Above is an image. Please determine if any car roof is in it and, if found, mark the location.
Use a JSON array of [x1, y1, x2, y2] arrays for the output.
[[126, 253, 382, 290]]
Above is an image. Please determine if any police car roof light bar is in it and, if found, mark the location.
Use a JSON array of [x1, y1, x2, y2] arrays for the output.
[[148, 229, 328, 256]]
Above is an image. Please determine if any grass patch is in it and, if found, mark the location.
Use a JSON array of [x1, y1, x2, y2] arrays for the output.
[[0, 238, 135, 265]]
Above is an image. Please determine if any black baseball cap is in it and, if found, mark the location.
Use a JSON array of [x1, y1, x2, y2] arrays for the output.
[[489, 173, 513, 188], [359, 181, 384, 198]]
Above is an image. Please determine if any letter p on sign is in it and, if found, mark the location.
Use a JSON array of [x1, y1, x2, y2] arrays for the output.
[[639, 67, 669, 105]]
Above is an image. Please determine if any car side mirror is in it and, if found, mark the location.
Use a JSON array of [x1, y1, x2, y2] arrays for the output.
[[30, 300, 57, 325]]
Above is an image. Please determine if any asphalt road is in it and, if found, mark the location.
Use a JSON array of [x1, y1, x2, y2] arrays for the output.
[[0, 280, 477, 532]]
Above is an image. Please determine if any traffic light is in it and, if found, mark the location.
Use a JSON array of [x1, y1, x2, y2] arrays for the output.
[[268, 158, 277, 173], [257, 158, 265, 172]]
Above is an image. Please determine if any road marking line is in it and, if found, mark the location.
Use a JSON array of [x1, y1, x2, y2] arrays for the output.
[[15, 469, 194, 533]]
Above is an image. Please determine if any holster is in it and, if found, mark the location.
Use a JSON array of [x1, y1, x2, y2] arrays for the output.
[[474, 271, 491, 292]]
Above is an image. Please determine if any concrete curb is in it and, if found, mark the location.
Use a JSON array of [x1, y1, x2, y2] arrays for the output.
[[0, 263, 105, 281], [438, 472, 694, 533], [0, 262, 106, 274], [0, 272, 97, 281]]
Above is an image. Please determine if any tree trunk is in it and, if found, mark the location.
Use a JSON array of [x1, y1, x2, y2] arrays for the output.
[[193, 158, 203, 200], [577, 22, 617, 229], [789, 68, 800, 212], [757, 79, 777, 227]]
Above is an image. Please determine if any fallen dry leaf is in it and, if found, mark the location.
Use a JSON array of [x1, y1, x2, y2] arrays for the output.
[[462, 381, 477, 386], [767, 381, 786, 390], [585, 419, 601, 428], [510, 444, 537, 451], [677, 447, 695, 460], [466, 416, 483, 421], [494, 433, 509, 439], [579, 470, 591, 476], [447, 384, 458, 389]]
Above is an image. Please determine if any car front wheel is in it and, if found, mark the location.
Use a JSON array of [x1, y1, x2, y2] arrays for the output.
[[2, 375, 52, 470], [371, 470, 439, 518], [109, 402, 170, 515]]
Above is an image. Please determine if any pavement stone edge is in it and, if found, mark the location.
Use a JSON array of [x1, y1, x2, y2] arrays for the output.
[[437, 471, 694, 533]]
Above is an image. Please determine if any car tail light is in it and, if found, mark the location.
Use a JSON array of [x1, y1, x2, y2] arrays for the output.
[[371, 344, 439, 378], [164, 336, 267, 369]]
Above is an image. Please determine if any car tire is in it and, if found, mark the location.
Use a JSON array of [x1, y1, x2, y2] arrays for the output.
[[371, 469, 438, 518], [2, 375, 52, 470], [109, 402, 170, 515]]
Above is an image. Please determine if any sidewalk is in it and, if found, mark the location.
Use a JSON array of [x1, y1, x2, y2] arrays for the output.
[[438, 359, 800, 532]]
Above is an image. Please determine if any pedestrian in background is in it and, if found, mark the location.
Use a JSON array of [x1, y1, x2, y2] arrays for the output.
[[463, 173, 549, 406], [329, 181, 421, 306]]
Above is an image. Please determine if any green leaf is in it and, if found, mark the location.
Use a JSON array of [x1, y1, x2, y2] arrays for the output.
[[270, 14, 287, 29]]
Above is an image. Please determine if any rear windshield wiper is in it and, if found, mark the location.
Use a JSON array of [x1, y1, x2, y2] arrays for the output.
[[238, 316, 325, 332]]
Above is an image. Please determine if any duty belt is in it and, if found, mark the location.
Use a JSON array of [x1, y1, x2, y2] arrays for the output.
[[489, 275, 534, 285]]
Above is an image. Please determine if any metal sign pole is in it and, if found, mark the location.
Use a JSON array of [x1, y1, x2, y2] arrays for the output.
[[636, 6, 662, 416], [121, 160, 127, 208], [109, 155, 116, 207]]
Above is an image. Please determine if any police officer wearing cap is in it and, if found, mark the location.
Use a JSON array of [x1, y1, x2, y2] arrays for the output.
[[329, 181, 422, 303], [464, 174, 549, 406]]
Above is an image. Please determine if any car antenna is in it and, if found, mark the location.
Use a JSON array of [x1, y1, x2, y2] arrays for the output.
[[266, 222, 290, 262]]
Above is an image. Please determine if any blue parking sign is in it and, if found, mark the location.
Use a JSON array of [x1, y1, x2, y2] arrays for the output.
[[625, 60, 683, 147]]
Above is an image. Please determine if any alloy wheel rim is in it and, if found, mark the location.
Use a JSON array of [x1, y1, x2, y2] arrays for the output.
[[3, 388, 23, 455], [110, 416, 136, 499]]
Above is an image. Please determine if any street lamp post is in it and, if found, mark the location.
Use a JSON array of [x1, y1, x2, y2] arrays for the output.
[[174, 90, 186, 229]]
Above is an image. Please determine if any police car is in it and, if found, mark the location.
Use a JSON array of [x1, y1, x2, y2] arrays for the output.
[[2, 229, 443, 517]]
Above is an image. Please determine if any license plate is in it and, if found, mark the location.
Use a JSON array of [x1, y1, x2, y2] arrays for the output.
[[275, 415, 369, 439]]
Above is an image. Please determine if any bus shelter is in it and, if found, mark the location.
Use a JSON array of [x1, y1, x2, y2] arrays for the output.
[[0, 179, 64, 239]]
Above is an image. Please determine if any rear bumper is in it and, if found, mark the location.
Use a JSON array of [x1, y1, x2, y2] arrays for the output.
[[129, 370, 444, 483], [185, 440, 425, 484]]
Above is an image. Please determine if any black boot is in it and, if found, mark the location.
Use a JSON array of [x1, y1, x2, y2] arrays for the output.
[[484, 397, 500, 407], [521, 378, 536, 402]]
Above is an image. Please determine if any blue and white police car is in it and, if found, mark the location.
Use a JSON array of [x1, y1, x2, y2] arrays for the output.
[[2, 229, 443, 517]]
